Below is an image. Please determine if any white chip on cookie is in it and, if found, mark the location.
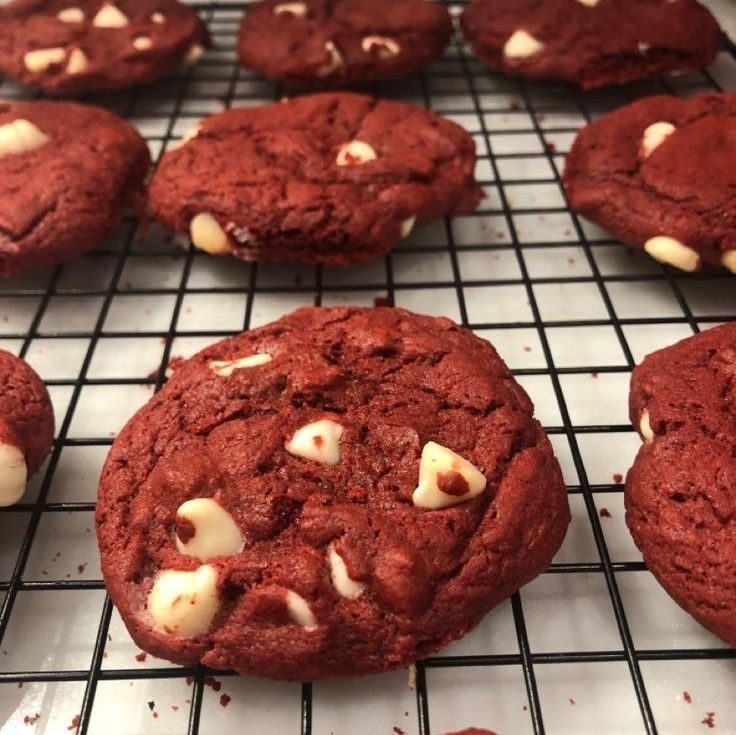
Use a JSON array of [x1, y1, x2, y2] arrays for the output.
[[133, 36, 154, 51], [148, 565, 219, 638], [175, 498, 244, 560], [639, 409, 654, 443], [190, 213, 231, 255], [273, 1, 307, 17], [412, 441, 487, 509], [184, 44, 205, 66], [644, 236, 699, 272], [317, 41, 343, 77], [57, 7, 85, 23], [640, 121, 676, 158], [92, 2, 129, 27], [151, 11, 166, 23], [336, 140, 377, 166], [285, 590, 318, 630], [0, 119, 49, 157], [575, 0, 600, 5], [503, 30, 544, 59], [327, 543, 366, 599], [721, 251, 736, 274], [23, 47, 66, 73], [361, 35, 401, 58], [285, 419, 344, 466], [66, 48, 89, 75], [0, 443, 27, 507], [400, 216, 417, 239], [209, 353, 273, 376]]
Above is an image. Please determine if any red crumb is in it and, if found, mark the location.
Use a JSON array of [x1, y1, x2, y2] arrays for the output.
[[523, 346, 532, 352], [219, 694, 231, 708], [612, 473, 623, 484], [185, 676, 194, 686], [509, 99, 521, 110], [393, 728, 406, 735], [135, 652, 147, 662], [590, 371, 598, 379], [373, 296, 392, 307], [599, 508, 612, 518], [68, 714, 80, 731], [171, 706, 179, 712], [17, 683, 22, 689], [545, 141, 557, 153], [24, 714, 41, 726], [152, 712, 159, 719], [77, 563, 87, 574], [702, 712, 715, 728], [569, 698, 576, 705], [684, 691, 692, 704], [204, 676, 222, 692]]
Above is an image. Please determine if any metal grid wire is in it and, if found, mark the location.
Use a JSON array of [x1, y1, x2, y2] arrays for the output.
[[1, 2, 735, 733]]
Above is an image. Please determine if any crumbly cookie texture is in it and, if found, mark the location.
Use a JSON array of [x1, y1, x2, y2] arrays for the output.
[[0, 0, 209, 93], [0, 350, 54, 507], [238, 0, 452, 87], [97, 306, 569, 680], [148, 92, 482, 266], [564, 92, 736, 273], [0, 100, 150, 276], [460, 0, 721, 89], [626, 323, 736, 646]]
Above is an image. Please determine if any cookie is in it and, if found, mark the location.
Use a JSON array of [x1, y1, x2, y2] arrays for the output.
[[0, 0, 209, 94], [626, 323, 736, 646], [0, 350, 54, 507], [238, 0, 452, 87], [148, 92, 482, 265], [96, 306, 570, 680], [564, 92, 736, 273], [0, 101, 150, 276], [460, 0, 721, 90]]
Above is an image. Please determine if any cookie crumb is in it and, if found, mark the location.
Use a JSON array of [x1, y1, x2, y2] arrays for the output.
[[135, 652, 147, 662], [204, 676, 222, 692], [23, 714, 41, 726], [68, 714, 80, 731], [612, 473, 623, 484], [590, 371, 598, 379], [683, 691, 692, 704], [407, 663, 417, 691], [545, 141, 557, 153], [701, 712, 715, 728], [393, 728, 406, 735], [147, 701, 155, 712], [171, 705, 179, 712], [219, 694, 231, 708], [77, 563, 87, 574], [599, 507, 612, 518], [569, 698, 576, 705], [523, 346, 531, 352]]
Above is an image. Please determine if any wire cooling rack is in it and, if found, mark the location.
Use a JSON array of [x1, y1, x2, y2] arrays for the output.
[[1, 2, 735, 733]]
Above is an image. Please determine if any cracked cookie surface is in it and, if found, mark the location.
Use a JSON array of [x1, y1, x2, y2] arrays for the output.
[[0, 100, 150, 276], [564, 93, 736, 273], [460, 0, 720, 90], [148, 92, 482, 265], [96, 306, 569, 680], [0, 0, 209, 94], [626, 323, 736, 646], [238, 0, 452, 87]]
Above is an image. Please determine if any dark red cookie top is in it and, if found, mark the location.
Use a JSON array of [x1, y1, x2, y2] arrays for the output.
[[460, 0, 721, 89], [0, 100, 150, 276], [0, 0, 209, 93], [148, 92, 482, 265], [96, 307, 569, 680], [627, 323, 736, 646], [564, 92, 736, 273], [441, 730, 499, 735], [0, 350, 54, 506], [238, 0, 452, 87]]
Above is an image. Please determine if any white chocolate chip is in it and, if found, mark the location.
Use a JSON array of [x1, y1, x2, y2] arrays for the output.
[[151, 11, 165, 23], [273, 1, 307, 17], [285, 590, 318, 630], [317, 40, 343, 77], [639, 410, 654, 443], [190, 213, 231, 255], [133, 36, 153, 51], [174, 498, 244, 560], [66, 47, 89, 75], [148, 565, 219, 637], [638, 41, 651, 55], [0, 443, 27, 507], [327, 543, 366, 599], [721, 251, 736, 274], [400, 216, 416, 239], [503, 30, 545, 59], [336, 140, 376, 167], [184, 43, 205, 66], [0, 119, 49, 158], [57, 7, 85, 22], [640, 121, 675, 158], [23, 47, 66, 73], [209, 353, 273, 376], [361, 35, 400, 59], [285, 419, 344, 466], [412, 441, 487, 510], [92, 2, 129, 27], [575, 0, 600, 5], [172, 123, 200, 150], [644, 236, 699, 272]]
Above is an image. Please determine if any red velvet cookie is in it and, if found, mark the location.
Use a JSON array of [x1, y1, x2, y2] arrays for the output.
[[96, 306, 570, 680], [564, 93, 736, 273], [626, 323, 736, 646], [238, 0, 452, 87], [0, 350, 54, 507], [0, 0, 209, 94], [460, 0, 721, 90], [0, 100, 150, 276], [148, 92, 482, 265]]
